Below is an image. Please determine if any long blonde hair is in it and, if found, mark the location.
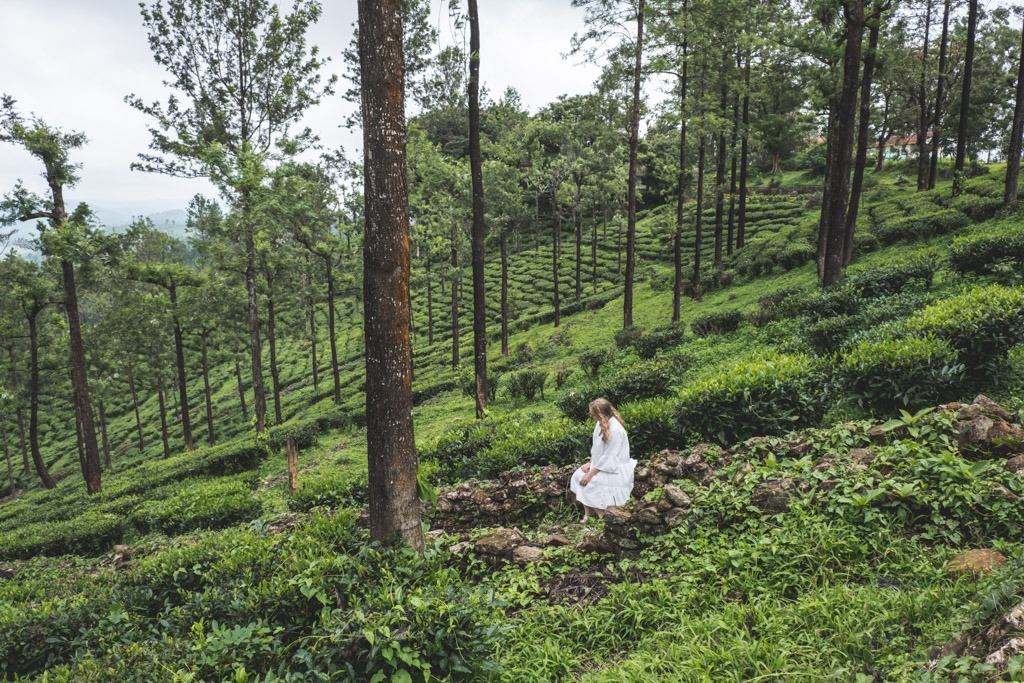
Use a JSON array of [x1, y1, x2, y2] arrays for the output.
[[589, 397, 624, 443]]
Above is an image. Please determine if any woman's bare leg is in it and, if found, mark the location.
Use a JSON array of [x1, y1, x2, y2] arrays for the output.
[[582, 505, 596, 521]]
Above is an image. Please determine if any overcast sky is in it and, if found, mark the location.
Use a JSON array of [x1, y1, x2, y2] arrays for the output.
[[0, 0, 600, 221]]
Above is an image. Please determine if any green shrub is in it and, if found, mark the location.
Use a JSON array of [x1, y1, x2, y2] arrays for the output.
[[504, 368, 548, 400], [838, 336, 966, 415], [460, 366, 500, 402], [804, 314, 859, 355], [0, 510, 124, 560], [875, 209, 970, 244], [949, 227, 1024, 275], [556, 358, 678, 420], [578, 349, 611, 377], [846, 258, 936, 298], [949, 193, 1002, 222], [619, 398, 679, 456], [131, 479, 261, 535], [691, 310, 744, 337], [793, 284, 862, 322], [614, 325, 643, 349], [289, 471, 369, 512], [902, 285, 1024, 383], [674, 353, 825, 443], [633, 322, 687, 359]]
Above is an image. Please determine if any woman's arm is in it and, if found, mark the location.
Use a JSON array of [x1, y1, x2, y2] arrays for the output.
[[580, 466, 600, 485]]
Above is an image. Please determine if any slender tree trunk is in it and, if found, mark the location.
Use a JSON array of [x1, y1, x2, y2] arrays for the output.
[[591, 206, 598, 295], [326, 261, 342, 404], [426, 254, 434, 345], [157, 382, 170, 458], [2, 419, 12, 495], [62, 258, 101, 493], [623, 0, 645, 329], [574, 195, 582, 304], [917, 0, 933, 191], [266, 281, 282, 425], [928, 0, 952, 189], [127, 360, 144, 451], [244, 226, 266, 433], [714, 68, 728, 267], [876, 96, 892, 172], [358, 0, 424, 551], [822, 0, 866, 286], [817, 106, 839, 278], [673, 57, 688, 322], [727, 86, 739, 257], [1004, 17, 1024, 209], [308, 294, 319, 396], [201, 332, 215, 445], [534, 191, 541, 251], [235, 359, 249, 421], [844, 18, 880, 266], [27, 315, 55, 488], [500, 231, 509, 356], [693, 60, 707, 290], [617, 214, 623, 274], [553, 200, 562, 327], [168, 284, 193, 450], [97, 398, 111, 472], [468, 0, 488, 419], [72, 389, 85, 476], [737, 53, 750, 250], [451, 216, 460, 368], [953, 0, 978, 196], [15, 405, 29, 475]]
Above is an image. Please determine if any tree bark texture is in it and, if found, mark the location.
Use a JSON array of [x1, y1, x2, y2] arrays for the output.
[[1004, 17, 1024, 209], [713, 68, 728, 267], [326, 261, 342, 403], [235, 359, 249, 421], [928, 0, 952, 189], [623, 0, 644, 329], [450, 217, 460, 368], [843, 19, 880, 266], [266, 281, 282, 425], [244, 226, 266, 433], [358, 0, 425, 552], [168, 284, 193, 450], [127, 361, 145, 451], [953, 0, 978, 196], [468, 0, 488, 419], [917, 0, 933, 191], [737, 54, 750, 251], [157, 382, 170, 459], [500, 232, 509, 357], [673, 58, 688, 322], [27, 315, 55, 489], [62, 258, 101, 493], [97, 398, 111, 471], [201, 332, 216, 445]]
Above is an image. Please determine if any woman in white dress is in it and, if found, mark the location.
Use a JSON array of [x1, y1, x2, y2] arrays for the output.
[[570, 398, 637, 521]]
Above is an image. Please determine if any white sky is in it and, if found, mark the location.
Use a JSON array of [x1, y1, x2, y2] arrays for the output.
[[0, 0, 601, 218]]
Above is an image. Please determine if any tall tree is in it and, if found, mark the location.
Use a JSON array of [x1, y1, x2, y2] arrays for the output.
[[927, 0, 952, 189], [916, 0, 934, 191], [1005, 14, 1024, 209], [953, 0, 979, 195], [0, 98, 102, 493], [467, 0, 488, 419], [358, 0, 425, 551], [129, 0, 333, 434]]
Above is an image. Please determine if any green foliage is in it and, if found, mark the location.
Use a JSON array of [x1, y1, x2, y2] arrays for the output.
[[503, 368, 548, 401], [578, 349, 611, 377], [556, 358, 679, 420], [804, 314, 859, 355], [691, 310, 743, 337], [289, 472, 370, 513], [0, 510, 123, 560], [845, 257, 936, 298], [131, 479, 261, 535], [949, 225, 1024, 276], [674, 353, 825, 444], [614, 325, 643, 349], [838, 336, 966, 415], [875, 209, 971, 245], [633, 322, 687, 359]]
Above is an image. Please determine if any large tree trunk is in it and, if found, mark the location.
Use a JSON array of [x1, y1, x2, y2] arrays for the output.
[[737, 53, 750, 251], [468, 0, 488, 419], [821, 0, 866, 286], [953, 0, 979, 196], [928, 0, 952, 189], [500, 231, 509, 357], [325, 260, 341, 404], [168, 283, 193, 450], [62, 258, 101, 493], [265, 279, 282, 425], [201, 332, 215, 445], [27, 315, 55, 489], [244, 226, 266, 433], [1004, 17, 1024, 209], [843, 18, 881, 266], [917, 0, 933, 191], [358, 0, 425, 551], [127, 360, 144, 451], [623, 0, 645, 329]]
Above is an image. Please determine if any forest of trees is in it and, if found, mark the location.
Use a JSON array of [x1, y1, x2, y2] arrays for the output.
[[1, 0, 1024, 542]]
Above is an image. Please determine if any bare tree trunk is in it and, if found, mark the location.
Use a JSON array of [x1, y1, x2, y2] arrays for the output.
[[553, 202, 562, 328], [673, 52, 688, 322], [168, 283, 193, 450], [62, 258, 101, 493], [591, 205, 598, 295], [244, 225, 266, 433], [468, 0, 488, 419], [266, 280, 282, 425], [693, 60, 707, 290], [358, 0, 425, 551], [928, 0, 952, 189], [623, 0, 645, 329], [235, 359, 249, 421], [201, 332, 215, 445], [157, 381, 170, 458], [1004, 17, 1024, 209], [953, 0, 978, 196], [451, 216, 460, 368], [500, 231, 509, 357], [97, 398, 112, 472], [127, 360, 144, 451], [15, 406, 28, 475], [817, 106, 839, 278], [426, 255, 434, 345], [326, 260, 341, 404], [876, 95, 892, 172], [2, 419, 13, 495], [727, 86, 739, 257], [574, 197, 583, 304], [307, 291, 319, 396], [27, 315, 55, 488], [917, 0, 933, 191], [713, 67, 728, 268], [737, 53, 750, 251], [844, 18, 880, 266]]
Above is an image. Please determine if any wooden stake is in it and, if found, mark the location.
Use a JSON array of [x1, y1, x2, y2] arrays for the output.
[[286, 439, 299, 498]]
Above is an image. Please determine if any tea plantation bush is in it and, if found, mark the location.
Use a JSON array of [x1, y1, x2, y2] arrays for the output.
[[503, 368, 548, 400], [674, 353, 825, 443], [289, 471, 369, 512], [948, 225, 1024, 275], [0, 510, 124, 560], [131, 479, 262, 535], [633, 322, 687, 359], [838, 336, 966, 414], [875, 209, 970, 245], [557, 358, 679, 420], [846, 257, 936, 298], [691, 310, 744, 337]]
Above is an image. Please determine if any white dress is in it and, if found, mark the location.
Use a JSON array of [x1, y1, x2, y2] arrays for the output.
[[570, 418, 637, 509]]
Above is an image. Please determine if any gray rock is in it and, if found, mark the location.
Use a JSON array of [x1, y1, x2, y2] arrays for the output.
[[663, 485, 691, 508], [474, 527, 526, 556], [512, 545, 546, 564]]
